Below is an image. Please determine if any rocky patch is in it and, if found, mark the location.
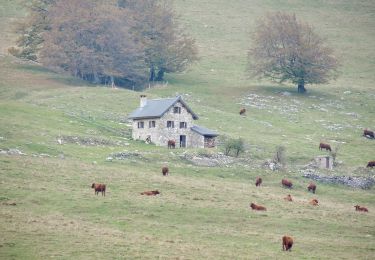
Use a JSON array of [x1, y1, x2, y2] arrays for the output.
[[57, 135, 123, 146], [301, 169, 375, 189]]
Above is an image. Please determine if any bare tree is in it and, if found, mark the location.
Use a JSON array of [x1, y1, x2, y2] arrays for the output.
[[247, 12, 339, 93]]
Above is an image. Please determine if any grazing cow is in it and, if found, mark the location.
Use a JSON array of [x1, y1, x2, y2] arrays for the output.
[[167, 140, 176, 149], [250, 203, 267, 211], [141, 190, 160, 196], [239, 108, 246, 116], [363, 129, 375, 139], [307, 183, 317, 194], [367, 161, 375, 168], [319, 142, 332, 152], [354, 205, 368, 212], [255, 177, 262, 187], [281, 179, 293, 188], [91, 183, 106, 196], [162, 166, 169, 176], [309, 199, 319, 206], [284, 194, 293, 202], [282, 236, 293, 251]]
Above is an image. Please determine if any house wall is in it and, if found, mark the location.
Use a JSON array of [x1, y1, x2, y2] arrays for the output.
[[132, 101, 203, 148]]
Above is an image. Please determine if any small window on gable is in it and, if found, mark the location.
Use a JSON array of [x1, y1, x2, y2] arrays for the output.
[[173, 106, 181, 114], [167, 121, 174, 128], [149, 121, 156, 128], [180, 122, 187, 129], [137, 121, 144, 128]]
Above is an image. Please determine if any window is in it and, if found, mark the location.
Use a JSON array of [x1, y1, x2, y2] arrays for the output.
[[149, 121, 156, 128], [173, 106, 181, 114], [180, 122, 187, 129], [167, 121, 174, 128], [137, 121, 144, 128]]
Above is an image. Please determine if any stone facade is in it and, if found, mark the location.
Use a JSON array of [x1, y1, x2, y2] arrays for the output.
[[132, 101, 205, 148]]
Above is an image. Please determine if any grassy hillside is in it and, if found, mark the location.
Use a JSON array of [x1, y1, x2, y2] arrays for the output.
[[0, 0, 374, 259]]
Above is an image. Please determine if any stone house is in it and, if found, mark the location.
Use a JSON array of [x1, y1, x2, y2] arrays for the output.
[[128, 95, 218, 148]]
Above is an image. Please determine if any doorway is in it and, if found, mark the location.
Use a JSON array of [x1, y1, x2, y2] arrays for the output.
[[180, 135, 186, 148]]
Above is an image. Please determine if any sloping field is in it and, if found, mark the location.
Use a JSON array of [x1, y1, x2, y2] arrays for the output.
[[0, 0, 374, 259]]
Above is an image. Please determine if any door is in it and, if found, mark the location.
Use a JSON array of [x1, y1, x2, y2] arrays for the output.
[[180, 135, 186, 148]]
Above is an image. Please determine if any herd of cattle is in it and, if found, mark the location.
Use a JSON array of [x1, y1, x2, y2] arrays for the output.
[[90, 118, 373, 253], [91, 159, 370, 252]]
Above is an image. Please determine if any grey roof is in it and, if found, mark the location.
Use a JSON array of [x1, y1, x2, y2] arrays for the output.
[[128, 96, 199, 120], [191, 125, 218, 137]]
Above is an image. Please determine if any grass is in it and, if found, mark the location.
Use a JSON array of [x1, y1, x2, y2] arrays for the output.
[[0, 0, 375, 259]]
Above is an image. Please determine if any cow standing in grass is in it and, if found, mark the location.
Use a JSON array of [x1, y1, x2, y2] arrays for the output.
[[92, 183, 106, 196], [319, 142, 332, 151], [282, 236, 293, 251], [367, 161, 375, 168], [167, 140, 176, 149], [162, 166, 169, 176], [282, 179, 293, 188], [307, 183, 317, 194], [363, 129, 374, 139], [255, 177, 262, 187]]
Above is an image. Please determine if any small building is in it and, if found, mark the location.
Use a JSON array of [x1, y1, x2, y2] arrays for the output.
[[128, 95, 218, 148], [314, 156, 333, 169]]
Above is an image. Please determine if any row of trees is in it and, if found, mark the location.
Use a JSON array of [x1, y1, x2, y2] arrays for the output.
[[12, 0, 198, 88], [12, 3, 339, 92]]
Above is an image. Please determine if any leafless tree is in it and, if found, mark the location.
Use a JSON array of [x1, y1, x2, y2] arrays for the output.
[[247, 12, 339, 93]]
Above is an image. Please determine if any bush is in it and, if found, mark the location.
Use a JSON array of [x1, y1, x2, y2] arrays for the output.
[[223, 138, 245, 157], [274, 146, 286, 165]]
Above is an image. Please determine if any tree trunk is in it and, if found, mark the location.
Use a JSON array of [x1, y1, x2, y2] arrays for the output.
[[149, 66, 155, 82], [297, 79, 306, 93], [156, 68, 165, 81]]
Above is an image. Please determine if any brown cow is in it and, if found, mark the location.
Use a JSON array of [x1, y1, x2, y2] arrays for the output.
[[282, 236, 293, 251], [307, 183, 317, 194], [319, 142, 332, 151], [239, 108, 246, 116], [284, 194, 293, 202], [354, 205, 368, 212], [141, 190, 160, 196], [250, 203, 267, 211], [309, 199, 319, 206], [255, 177, 262, 187], [91, 183, 106, 196], [162, 166, 169, 176], [281, 179, 293, 188], [367, 161, 375, 168], [167, 140, 176, 149], [363, 129, 375, 139]]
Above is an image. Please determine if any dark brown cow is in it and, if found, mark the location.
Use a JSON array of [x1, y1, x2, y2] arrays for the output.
[[363, 129, 375, 139], [367, 161, 375, 168], [309, 199, 319, 206], [91, 183, 106, 196], [307, 183, 317, 194], [284, 194, 293, 202], [282, 236, 293, 251], [162, 166, 169, 176], [141, 190, 160, 196], [281, 179, 293, 188], [255, 177, 262, 187], [354, 205, 368, 212], [167, 140, 176, 149], [250, 203, 267, 211], [319, 142, 332, 151], [239, 108, 246, 116]]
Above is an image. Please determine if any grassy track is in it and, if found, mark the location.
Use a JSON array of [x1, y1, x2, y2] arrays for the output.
[[0, 0, 374, 259]]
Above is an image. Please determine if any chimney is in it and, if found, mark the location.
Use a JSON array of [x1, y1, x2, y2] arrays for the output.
[[140, 95, 147, 108]]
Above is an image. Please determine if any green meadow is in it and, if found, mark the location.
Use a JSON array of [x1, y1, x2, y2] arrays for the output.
[[0, 0, 374, 259]]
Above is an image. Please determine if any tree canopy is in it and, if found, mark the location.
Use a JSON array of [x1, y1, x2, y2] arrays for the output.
[[247, 12, 339, 93], [12, 0, 198, 88]]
